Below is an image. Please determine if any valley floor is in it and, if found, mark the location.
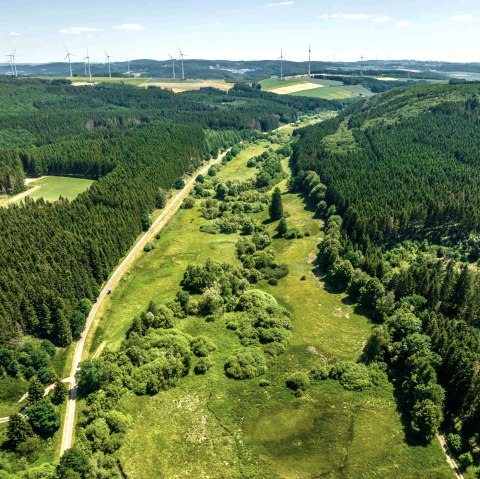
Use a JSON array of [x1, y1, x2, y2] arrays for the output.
[[85, 133, 453, 478]]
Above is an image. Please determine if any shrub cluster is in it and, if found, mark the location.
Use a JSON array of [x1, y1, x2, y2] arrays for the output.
[[227, 289, 291, 358], [224, 348, 267, 379]]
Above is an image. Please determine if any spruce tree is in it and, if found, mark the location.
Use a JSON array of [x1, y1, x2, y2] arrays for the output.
[[269, 187, 283, 221], [28, 378, 45, 405], [276, 217, 288, 237], [52, 380, 69, 405]]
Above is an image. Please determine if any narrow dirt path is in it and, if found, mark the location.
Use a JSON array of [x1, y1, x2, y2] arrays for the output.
[[59, 149, 228, 455], [437, 433, 465, 479]]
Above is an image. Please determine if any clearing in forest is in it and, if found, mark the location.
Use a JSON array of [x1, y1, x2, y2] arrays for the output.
[[0, 176, 95, 206]]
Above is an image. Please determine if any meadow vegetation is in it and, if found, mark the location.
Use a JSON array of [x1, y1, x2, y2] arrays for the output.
[[69, 128, 451, 479]]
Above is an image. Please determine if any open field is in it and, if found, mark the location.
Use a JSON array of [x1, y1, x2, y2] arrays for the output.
[[85, 129, 452, 478], [34, 76, 147, 86], [33, 76, 234, 92], [260, 76, 372, 99], [0, 176, 95, 206], [138, 78, 234, 92]]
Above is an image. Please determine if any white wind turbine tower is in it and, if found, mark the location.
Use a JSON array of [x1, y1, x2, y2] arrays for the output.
[[168, 53, 176, 79], [278, 48, 285, 79], [64, 46, 74, 78], [178, 47, 186, 80], [84, 49, 92, 83], [7, 50, 17, 77], [125, 56, 130, 76], [104, 50, 112, 78], [308, 44, 311, 77], [360, 55, 364, 76]]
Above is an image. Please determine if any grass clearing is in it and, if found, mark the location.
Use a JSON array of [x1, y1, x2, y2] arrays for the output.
[[87, 127, 452, 478], [271, 82, 322, 95], [0, 176, 95, 206], [291, 86, 356, 99], [260, 76, 369, 99], [139, 78, 233, 92]]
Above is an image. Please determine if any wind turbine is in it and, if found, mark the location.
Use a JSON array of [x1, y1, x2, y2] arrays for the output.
[[308, 44, 311, 77], [104, 50, 112, 78], [360, 55, 364, 76], [84, 48, 92, 83], [278, 48, 285, 79], [168, 53, 176, 79], [64, 46, 74, 78], [6, 50, 17, 77], [178, 47, 185, 80], [125, 56, 130, 76]]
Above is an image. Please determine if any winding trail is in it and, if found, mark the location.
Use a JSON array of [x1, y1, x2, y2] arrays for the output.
[[59, 150, 227, 455]]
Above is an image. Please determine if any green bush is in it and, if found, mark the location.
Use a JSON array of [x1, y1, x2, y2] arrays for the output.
[[458, 452, 473, 470], [182, 196, 195, 209], [144, 242, 155, 252], [194, 357, 213, 375], [224, 348, 267, 379], [311, 365, 330, 380], [446, 433, 463, 455], [103, 410, 132, 434], [329, 361, 372, 391], [190, 336, 216, 357], [286, 372, 311, 391]]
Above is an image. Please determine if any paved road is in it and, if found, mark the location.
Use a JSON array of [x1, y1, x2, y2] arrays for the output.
[[59, 150, 227, 455]]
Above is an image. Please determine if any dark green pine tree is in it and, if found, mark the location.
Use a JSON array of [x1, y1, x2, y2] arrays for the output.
[[276, 217, 288, 237], [51, 380, 69, 406], [28, 377, 45, 405], [7, 413, 33, 449], [452, 264, 472, 321], [269, 187, 283, 221], [440, 261, 457, 317]]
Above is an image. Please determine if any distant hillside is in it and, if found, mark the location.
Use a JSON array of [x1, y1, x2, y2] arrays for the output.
[[293, 82, 480, 246], [0, 58, 471, 81]]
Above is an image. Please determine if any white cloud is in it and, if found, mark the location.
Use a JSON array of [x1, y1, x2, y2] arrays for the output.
[[8, 31, 21, 36], [266, 1, 293, 6], [58, 26, 102, 35], [113, 23, 144, 31], [341, 13, 372, 20], [450, 14, 475, 22], [397, 20, 411, 27], [319, 13, 373, 21], [373, 16, 392, 23]]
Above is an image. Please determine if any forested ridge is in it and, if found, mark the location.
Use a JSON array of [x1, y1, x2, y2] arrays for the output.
[[291, 82, 480, 470], [0, 78, 333, 349], [294, 82, 480, 247]]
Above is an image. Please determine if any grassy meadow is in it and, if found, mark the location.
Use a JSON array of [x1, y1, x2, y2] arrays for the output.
[[260, 77, 373, 99], [0, 176, 94, 206], [84, 131, 452, 478]]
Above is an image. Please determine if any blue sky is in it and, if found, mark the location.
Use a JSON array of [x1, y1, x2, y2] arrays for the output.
[[2, 0, 480, 63]]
